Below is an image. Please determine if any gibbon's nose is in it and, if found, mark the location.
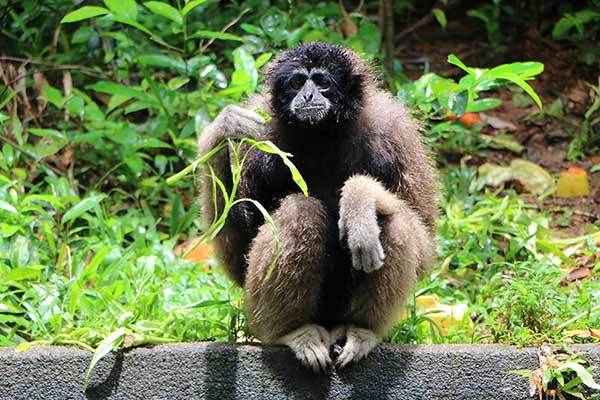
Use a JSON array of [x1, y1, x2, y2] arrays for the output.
[[302, 80, 317, 102]]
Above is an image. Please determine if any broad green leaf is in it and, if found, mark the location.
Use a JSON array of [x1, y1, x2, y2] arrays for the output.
[[167, 76, 190, 90], [34, 136, 68, 158], [432, 8, 446, 29], [28, 128, 64, 139], [137, 54, 186, 74], [110, 15, 154, 37], [61, 6, 109, 23], [0, 113, 8, 123], [189, 31, 243, 41], [62, 194, 108, 224], [467, 98, 502, 112], [143, 2, 182, 25], [85, 327, 127, 388], [255, 53, 273, 69], [557, 362, 600, 390], [241, 23, 263, 36], [488, 62, 544, 79], [0, 200, 17, 214], [287, 23, 310, 48], [41, 86, 64, 108], [3, 267, 42, 282], [493, 72, 543, 109], [87, 81, 153, 103], [104, 0, 138, 19], [181, 0, 208, 16], [0, 90, 17, 109], [448, 54, 474, 76]]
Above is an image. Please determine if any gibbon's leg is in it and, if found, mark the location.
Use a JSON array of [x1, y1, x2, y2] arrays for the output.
[[336, 174, 436, 367], [244, 193, 332, 372]]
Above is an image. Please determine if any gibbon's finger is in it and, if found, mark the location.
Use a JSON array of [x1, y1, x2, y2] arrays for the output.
[[360, 246, 373, 272], [363, 241, 385, 273], [279, 324, 331, 373], [335, 326, 378, 369], [337, 218, 347, 242]]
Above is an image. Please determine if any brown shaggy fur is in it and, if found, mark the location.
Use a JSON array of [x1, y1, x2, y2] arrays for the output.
[[197, 42, 438, 369]]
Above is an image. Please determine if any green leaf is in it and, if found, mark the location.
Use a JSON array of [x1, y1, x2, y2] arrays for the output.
[[104, 0, 138, 19], [87, 81, 153, 103], [488, 62, 544, 79], [241, 23, 263, 35], [467, 98, 502, 112], [111, 15, 155, 37], [0, 200, 17, 214], [255, 53, 273, 69], [62, 194, 108, 224], [557, 362, 600, 390], [251, 140, 308, 196], [143, 2, 182, 25], [181, 0, 208, 16], [432, 8, 447, 29], [0, 113, 8, 123], [28, 128, 65, 139], [189, 30, 243, 41], [3, 267, 42, 282], [493, 72, 543, 109], [61, 6, 109, 23], [85, 327, 127, 388], [137, 54, 186, 74], [167, 76, 190, 90], [448, 54, 474, 76]]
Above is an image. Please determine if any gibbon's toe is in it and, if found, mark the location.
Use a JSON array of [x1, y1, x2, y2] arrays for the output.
[[335, 326, 379, 368], [278, 324, 332, 373]]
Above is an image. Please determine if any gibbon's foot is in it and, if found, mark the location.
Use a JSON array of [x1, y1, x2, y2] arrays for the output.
[[277, 324, 332, 373], [334, 325, 379, 368]]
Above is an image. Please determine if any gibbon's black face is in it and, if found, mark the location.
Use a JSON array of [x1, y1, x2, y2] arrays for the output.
[[268, 42, 365, 127]]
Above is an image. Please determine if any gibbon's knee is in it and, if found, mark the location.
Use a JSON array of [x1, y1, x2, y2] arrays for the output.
[[346, 202, 436, 336], [244, 194, 329, 341]]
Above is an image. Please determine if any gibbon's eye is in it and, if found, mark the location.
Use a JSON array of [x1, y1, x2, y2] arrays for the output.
[[311, 72, 331, 89], [289, 73, 307, 90]]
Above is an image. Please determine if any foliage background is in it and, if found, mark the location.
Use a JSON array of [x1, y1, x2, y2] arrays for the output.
[[0, 0, 599, 366]]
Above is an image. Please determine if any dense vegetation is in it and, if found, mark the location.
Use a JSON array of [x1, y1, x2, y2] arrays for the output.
[[0, 1, 599, 389]]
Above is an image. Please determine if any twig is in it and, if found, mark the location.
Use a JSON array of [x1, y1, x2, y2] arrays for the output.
[[396, 13, 433, 42], [555, 304, 600, 332], [0, 56, 106, 78], [395, 1, 459, 43], [198, 8, 250, 53]]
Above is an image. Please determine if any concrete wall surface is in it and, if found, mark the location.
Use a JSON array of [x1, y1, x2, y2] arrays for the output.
[[0, 343, 598, 400]]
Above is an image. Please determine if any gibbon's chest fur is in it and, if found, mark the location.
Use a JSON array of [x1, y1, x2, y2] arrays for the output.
[[237, 119, 401, 225]]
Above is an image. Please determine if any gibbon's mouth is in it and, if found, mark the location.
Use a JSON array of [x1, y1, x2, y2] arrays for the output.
[[294, 105, 329, 124]]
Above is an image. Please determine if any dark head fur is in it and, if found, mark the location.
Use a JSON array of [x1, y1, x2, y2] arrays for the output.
[[266, 42, 373, 128]]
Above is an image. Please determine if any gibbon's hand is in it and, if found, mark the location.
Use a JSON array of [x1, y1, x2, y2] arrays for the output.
[[215, 105, 266, 141], [338, 208, 385, 273]]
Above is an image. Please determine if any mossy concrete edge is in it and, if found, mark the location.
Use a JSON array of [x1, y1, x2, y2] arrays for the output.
[[1, 343, 599, 400]]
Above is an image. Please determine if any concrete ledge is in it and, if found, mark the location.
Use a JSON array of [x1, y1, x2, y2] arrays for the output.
[[0, 343, 599, 400]]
